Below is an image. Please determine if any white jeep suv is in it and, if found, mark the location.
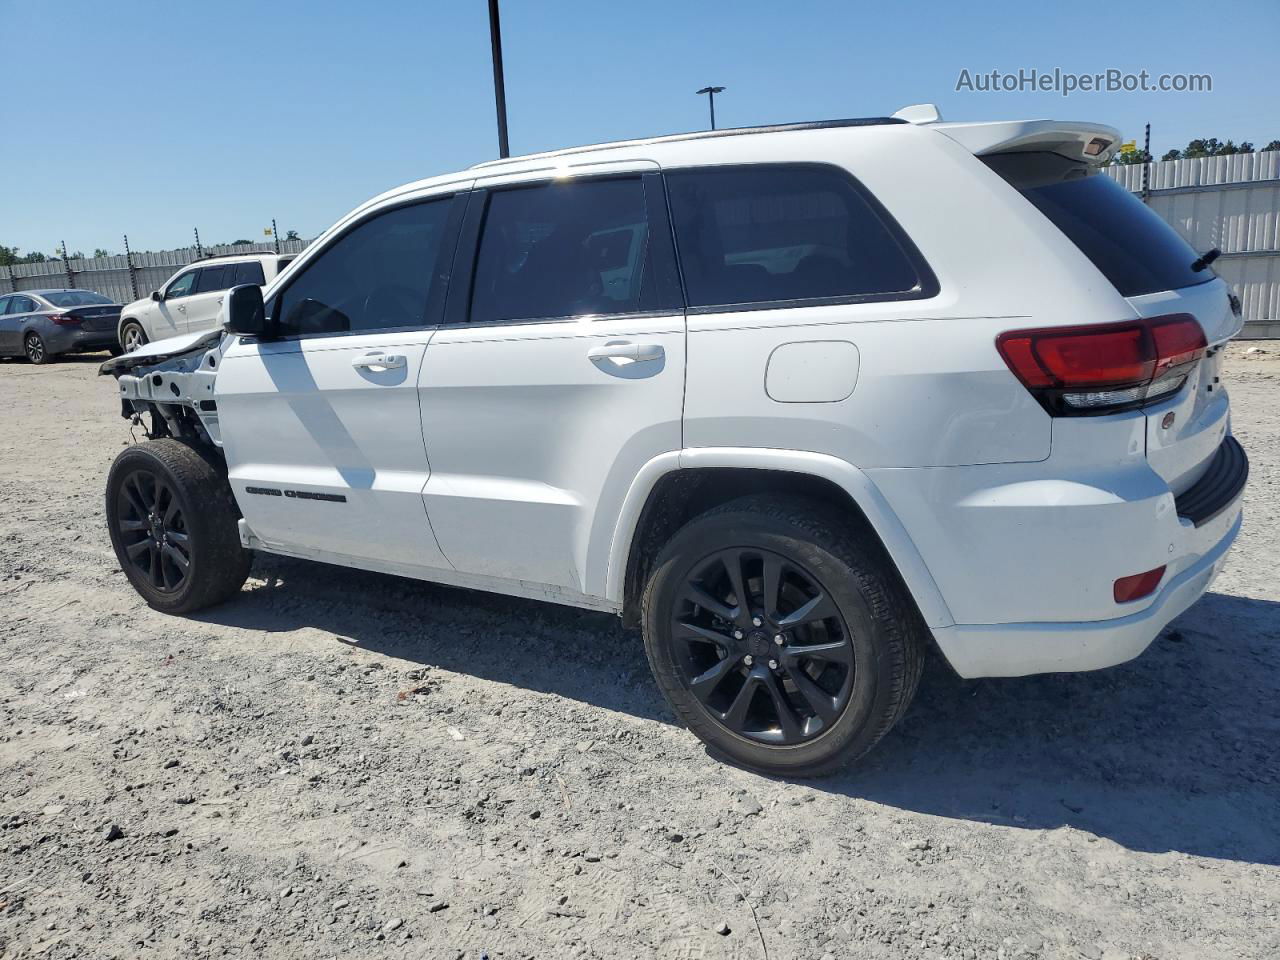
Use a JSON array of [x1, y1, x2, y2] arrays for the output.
[[99, 107, 1248, 775], [118, 253, 294, 353]]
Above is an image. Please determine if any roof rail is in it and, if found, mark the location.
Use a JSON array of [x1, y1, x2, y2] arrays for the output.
[[470, 116, 907, 170]]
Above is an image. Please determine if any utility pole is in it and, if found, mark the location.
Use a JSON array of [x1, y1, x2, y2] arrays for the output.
[[272, 218, 281, 254], [487, 0, 510, 158], [696, 86, 725, 130], [194, 226, 203, 258]]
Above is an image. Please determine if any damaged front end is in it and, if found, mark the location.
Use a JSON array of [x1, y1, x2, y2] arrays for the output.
[[99, 330, 227, 449]]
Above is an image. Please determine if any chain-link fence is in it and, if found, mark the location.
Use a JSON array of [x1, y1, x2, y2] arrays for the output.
[[0, 239, 314, 305]]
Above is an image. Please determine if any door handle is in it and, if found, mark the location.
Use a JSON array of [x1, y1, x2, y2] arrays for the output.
[[351, 353, 406, 371], [587, 342, 664, 362]]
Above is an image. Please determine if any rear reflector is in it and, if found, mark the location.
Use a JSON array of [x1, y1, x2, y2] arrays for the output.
[[996, 314, 1206, 416], [1113, 566, 1166, 603]]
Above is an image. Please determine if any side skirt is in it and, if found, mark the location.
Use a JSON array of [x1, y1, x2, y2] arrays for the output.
[[238, 520, 622, 615]]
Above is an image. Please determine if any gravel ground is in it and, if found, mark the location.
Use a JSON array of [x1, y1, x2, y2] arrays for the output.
[[1, 343, 1277, 960]]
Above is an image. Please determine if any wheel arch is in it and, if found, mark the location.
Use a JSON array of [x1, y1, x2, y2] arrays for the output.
[[609, 449, 954, 631]]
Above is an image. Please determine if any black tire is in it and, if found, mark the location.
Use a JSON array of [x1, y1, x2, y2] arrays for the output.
[[24, 332, 50, 364], [105, 439, 250, 614], [120, 321, 147, 354], [107, 344, 125, 357], [641, 494, 926, 777]]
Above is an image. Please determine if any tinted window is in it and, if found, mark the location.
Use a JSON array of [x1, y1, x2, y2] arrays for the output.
[[983, 152, 1207, 297], [469, 177, 653, 323], [666, 165, 924, 308], [43, 291, 112, 307], [0, 297, 10, 315], [166, 271, 197, 299], [9, 296, 36, 314], [274, 198, 452, 336], [234, 261, 267, 285], [196, 265, 232, 293]]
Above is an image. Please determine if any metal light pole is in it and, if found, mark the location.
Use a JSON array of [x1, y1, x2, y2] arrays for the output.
[[696, 85, 725, 130], [488, 0, 510, 158]]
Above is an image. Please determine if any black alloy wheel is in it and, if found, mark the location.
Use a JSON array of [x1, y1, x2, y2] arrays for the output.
[[114, 466, 192, 594], [671, 546, 855, 745]]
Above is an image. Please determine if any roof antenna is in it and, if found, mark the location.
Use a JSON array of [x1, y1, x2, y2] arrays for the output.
[[892, 104, 942, 125]]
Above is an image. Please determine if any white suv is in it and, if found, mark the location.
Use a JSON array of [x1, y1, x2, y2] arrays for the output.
[[99, 107, 1248, 775], [118, 253, 294, 352]]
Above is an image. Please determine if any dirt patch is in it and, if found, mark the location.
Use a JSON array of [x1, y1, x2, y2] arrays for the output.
[[1, 346, 1277, 959]]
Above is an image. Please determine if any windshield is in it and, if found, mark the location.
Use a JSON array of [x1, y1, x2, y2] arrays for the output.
[[983, 151, 1209, 298], [42, 291, 114, 307]]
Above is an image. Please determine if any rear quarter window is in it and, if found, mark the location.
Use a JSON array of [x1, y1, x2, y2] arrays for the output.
[[983, 151, 1207, 298], [665, 163, 934, 309]]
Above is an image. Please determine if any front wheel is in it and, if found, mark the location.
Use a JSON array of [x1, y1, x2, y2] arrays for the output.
[[105, 440, 251, 614], [641, 495, 926, 776]]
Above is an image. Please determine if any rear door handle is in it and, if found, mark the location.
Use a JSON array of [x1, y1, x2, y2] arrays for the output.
[[352, 353, 407, 371], [587, 342, 664, 362]]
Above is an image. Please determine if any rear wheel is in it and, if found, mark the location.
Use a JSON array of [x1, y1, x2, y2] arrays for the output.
[[105, 440, 250, 614], [24, 332, 49, 364], [641, 495, 926, 776], [120, 321, 147, 353]]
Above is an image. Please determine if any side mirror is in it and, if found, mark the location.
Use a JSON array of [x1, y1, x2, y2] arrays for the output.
[[150, 290, 162, 301], [223, 284, 272, 338]]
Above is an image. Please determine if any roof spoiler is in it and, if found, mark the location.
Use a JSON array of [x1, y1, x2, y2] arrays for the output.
[[931, 119, 1122, 165]]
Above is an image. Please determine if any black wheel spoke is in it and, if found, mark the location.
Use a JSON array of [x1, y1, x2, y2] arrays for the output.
[[166, 529, 189, 545], [778, 590, 839, 629], [787, 669, 840, 724], [124, 539, 151, 560], [118, 519, 147, 533], [761, 554, 784, 622], [682, 583, 738, 624], [721, 673, 760, 729], [761, 671, 804, 740], [148, 544, 163, 587], [720, 550, 752, 625], [163, 543, 189, 572], [674, 619, 735, 646], [783, 640, 854, 665], [163, 488, 180, 524], [123, 477, 149, 519], [688, 655, 738, 704]]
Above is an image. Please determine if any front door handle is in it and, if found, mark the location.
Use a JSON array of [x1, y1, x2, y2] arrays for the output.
[[587, 341, 664, 362], [351, 353, 406, 371]]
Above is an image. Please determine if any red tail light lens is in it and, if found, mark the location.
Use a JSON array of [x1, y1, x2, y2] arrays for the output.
[[1113, 565, 1166, 603], [996, 314, 1206, 415], [50, 313, 83, 326]]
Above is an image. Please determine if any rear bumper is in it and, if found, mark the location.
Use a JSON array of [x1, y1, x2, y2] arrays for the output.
[[45, 326, 119, 354], [931, 505, 1241, 677]]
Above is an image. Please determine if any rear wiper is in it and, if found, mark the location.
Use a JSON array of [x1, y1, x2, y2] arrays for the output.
[[1191, 248, 1221, 272]]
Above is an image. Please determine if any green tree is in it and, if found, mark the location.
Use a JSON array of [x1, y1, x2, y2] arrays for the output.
[[1261, 140, 1280, 152], [1112, 149, 1149, 166], [93, 248, 112, 258], [0, 245, 48, 266], [1162, 148, 1182, 161], [285, 229, 301, 241]]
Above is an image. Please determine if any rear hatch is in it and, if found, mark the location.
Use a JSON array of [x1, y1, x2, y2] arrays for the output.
[[979, 147, 1241, 496]]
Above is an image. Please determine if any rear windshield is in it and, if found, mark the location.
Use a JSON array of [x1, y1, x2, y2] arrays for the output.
[[42, 291, 113, 307], [983, 151, 1208, 298]]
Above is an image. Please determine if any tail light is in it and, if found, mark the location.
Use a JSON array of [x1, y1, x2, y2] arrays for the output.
[[50, 313, 83, 326], [996, 314, 1206, 416]]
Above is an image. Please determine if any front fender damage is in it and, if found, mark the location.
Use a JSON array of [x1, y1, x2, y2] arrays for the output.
[[99, 330, 226, 447]]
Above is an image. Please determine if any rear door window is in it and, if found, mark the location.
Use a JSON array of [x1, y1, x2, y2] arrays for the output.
[[469, 177, 660, 323], [665, 164, 931, 309], [982, 152, 1207, 297], [196, 265, 232, 293], [234, 261, 267, 285]]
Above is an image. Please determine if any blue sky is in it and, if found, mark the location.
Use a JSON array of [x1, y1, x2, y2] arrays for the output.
[[2, 0, 1276, 255]]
